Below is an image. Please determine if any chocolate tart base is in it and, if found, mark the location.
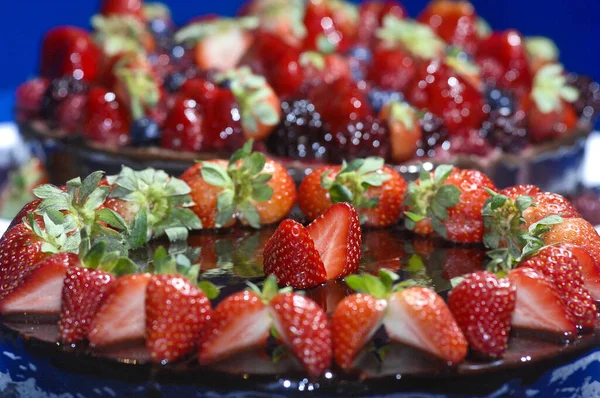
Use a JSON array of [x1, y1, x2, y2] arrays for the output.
[[18, 121, 592, 195]]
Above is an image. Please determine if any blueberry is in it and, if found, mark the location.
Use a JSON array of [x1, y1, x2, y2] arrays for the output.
[[148, 18, 172, 37], [131, 117, 160, 146], [171, 45, 186, 59], [217, 78, 232, 90], [485, 88, 515, 116], [346, 46, 372, 63], [367, 89, 404, 113], [164, 72, 187, 93]]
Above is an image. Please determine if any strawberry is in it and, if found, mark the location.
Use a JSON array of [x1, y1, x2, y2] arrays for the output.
[[522, 192, 580, 227], [385, 286, 468, 364], [263, 219, 327, 288], [332, 293, 387, 369], [100, 0, 143, 19], [92, 14, 155, 56], [499, 185, 542, 201], [175, 17, 257, 72], [375, 15, 446, 61], [145, 258, 214, 363], [15, 78, 49, 121], [417, 0, 479, 55], [406, 59, 486, 136], [103, 166, 202, 246], [560, 244, 600, 301], [88, 273, 152, 346], [523, 64, 579, 142], [475, 30, 532, 98], [379, 101, 422, 163], [200, 277, 332, 376], [299, 52, 352, 90], [83, 87, 130, 147], [161, 97, 205, 151], [181, 141, 296, 229], [404, 165, 495, 243], [508, 267, 577, 335], [357, 1, 407, 46], [542, 218, 600, 267], [308, 77, 374, 132], [0, 252, 78, 315], [303, 0, 359, 53], [56, 94, 88, 133], [525, 36, 559, 75], [270, 292, 332, 376], [248, 1, 307, 48], [448, 271, 516, 358], [298, 157, 407, 227], [519, 245, 597, 330], [40, 27, 100, 82], [7, 199, 43, 230], [366, 47, 416, 92]]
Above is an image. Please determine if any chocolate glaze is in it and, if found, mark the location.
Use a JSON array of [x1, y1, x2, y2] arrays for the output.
[[1, 226, 599, 396]]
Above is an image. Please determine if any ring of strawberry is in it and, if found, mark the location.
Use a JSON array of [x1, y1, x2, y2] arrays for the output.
[[404, 164, 495, 243], [181, 140, 296, 229], [104, 166, 202, 247], [298, 157, 407, 227], [333, 270, 467, 369], [263, 203, 362, 289], [199, 276, 332, 377]]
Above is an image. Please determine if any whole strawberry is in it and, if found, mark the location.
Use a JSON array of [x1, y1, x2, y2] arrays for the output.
[[298, 157, 407, 227], [181, 140, 296, 229], [448, 271, 516, 358], [404, 165, 495, 243]]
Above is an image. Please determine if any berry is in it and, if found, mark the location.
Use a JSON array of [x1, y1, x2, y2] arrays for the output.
[[15, 78, 49, 120], [303, 0, 358, 53], [366, 48, 416, 92], [40, 76, 89, 123], [368, 89, 404, 114], [131, 117, 160, 146], [83, 87, 130, 147], [324, 116, 390, 163], [357, 1, 407, 46], [448, 271, 516, 358], [163, 72, 188, 93], [567, 73, 600, 121], [100, 0, 143, 19], [56, 94, 87, 133], [265, 99, 328, 161], [380, 101, 421, 163], [346, 45, 373, 81], [416, 111, 451, 158], [479, 109, 528, 153], [161, 97, 204, 151], [543, 218, 600, 268], [485, 88, 516, 115]]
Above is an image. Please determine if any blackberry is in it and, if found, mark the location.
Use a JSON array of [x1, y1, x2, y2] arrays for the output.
[[367, 89, 404, 114], [266, 99, 328, 161], [417, 112, 450, 158], [40, 76, 89, 122], [567, 73, 600, 121], [484, 87, 515, 116], [324, 116, 390, 163], [480, 109, 528, 154]]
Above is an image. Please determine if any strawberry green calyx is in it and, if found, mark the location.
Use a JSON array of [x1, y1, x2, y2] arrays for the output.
[[299, 51, 326, 71], [376, 16, 445, 60], [345, 269, 402, 300], [525, 36, 559, 65], [321, 157, 392, 217], [91, 14, 148, 56], [107, 166, 202, 245], [174, 16, 259, 44], [33, 171, 127, 250], [386, 101, 416, 130], [476, 17, 492, 40], [152, 246, 219, 300], [26, 212, 79, 254], [403, 164, 461, 238], [532, 64, 579, 114], [246, 275, 293, 305], [200, 140, 274, 229], [115, 55, 160, 120], [445, 49, 480, 82], [80, 241, 138, 276], [255, 0, 307, 42], [216, 67, 280, 137], [143, 2, 171, 20]]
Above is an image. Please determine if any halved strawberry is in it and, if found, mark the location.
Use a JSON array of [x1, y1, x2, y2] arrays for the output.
[[0, 252, 78, 314], [542, 218, 600, 267], [332, 293, 387, 369], [379, 101, 422, 163], [271, 292, 332, 377], [199, 290, 271, 364], [448, 271, 516, 358], [519, 245, 597, 331], [562, 244, 600, 300], [88, 273, 152, 347], [306, 203, 362, 280], [384, 286, 467, 364], [508, 267, 577, 335], [263, 219, 327, 289]]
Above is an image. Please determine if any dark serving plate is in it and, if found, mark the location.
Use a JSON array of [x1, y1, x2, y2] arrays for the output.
[[18, 120, 593, 195], [1, 225, 599, 397]]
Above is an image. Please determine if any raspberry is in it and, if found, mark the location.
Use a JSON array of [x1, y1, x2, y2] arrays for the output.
[[324, 116, 390, 163]]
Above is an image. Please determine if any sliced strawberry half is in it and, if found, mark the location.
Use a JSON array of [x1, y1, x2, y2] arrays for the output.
[[383, 287, 468, 364], [0, 252, 78, 315], [198, 290, 271, 364], [508, 268, 577, 336], [270, 292, 332, 377], [263, 219, 327, 288], [88, 273, 152, 347], [332, 293, 387, 369], [563, 244, 600, 300], [306, 203, 362, 280]]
